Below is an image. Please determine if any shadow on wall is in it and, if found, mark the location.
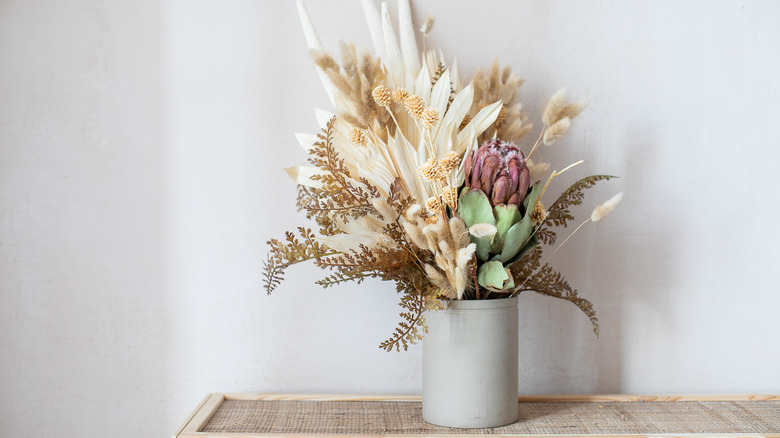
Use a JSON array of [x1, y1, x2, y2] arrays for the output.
[[516, 112, 673, 394]]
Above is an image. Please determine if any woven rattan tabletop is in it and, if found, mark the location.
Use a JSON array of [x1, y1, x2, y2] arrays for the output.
[[174, 393, 780, 437]]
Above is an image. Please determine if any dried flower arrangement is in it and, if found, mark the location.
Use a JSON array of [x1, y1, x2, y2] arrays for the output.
[[263, 1, 622, 351]]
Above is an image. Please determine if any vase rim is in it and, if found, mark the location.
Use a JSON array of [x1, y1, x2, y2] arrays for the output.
[[443, 295, 518, 311]]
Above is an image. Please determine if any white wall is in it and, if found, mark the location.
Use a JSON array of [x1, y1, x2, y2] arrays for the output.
[[2, 1, 779, 437]]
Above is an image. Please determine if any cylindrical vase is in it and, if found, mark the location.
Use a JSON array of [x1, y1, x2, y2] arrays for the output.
[[422, 296, 519, 428]]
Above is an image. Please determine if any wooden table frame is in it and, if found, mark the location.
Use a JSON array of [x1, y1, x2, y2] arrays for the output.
[[174, 393, 780, 438]]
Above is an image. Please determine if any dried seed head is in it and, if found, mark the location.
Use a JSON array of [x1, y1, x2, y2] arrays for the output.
[[424, 264, 453, 298], [449, 217, 470, 248], [531, 201, 547, 225], [419, 157, 440, 181], [404, 94, 426, 118], [542, 87, 567, 125], [420, 15, 435, 35], [421, 107, 439, 128], [425, 214, 440, 224], [543, 117, 571, 146], [425, 196, 441, 214], [527, 159, 551, 182], [495, 105, 508, 126], [374, 233, 396, 249], [469, 223, 498, 238], [441, 186, 458, 208], [372, 85, 392, 107], [372, 197, 398, 222], [557, 102, 586, 121], [350, 128, 368, 147], [392, 88, 410, 103], [455, 243, 476, 270], [438, 151, 460, 175], [591, 192, 623, 223], [404, 203, 422, 221]]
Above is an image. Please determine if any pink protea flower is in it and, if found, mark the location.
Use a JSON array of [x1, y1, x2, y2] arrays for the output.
[[463, 139, 531, 207]]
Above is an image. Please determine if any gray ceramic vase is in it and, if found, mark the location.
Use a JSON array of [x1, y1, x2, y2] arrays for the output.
[[422, 296, 519, 428]]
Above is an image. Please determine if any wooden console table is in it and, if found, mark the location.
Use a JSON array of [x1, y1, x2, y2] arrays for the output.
[[174, 393, 780, 437]]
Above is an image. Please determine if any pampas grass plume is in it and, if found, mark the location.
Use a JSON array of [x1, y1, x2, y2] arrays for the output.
[[420, 15, 435, 35], [591, 192, 623, 223], [469, 223, 498, 238], [543, 117, 571, 146], [449, 217, 470, 247], [372, 197, 398, 221], [542, 87, 567, 125]]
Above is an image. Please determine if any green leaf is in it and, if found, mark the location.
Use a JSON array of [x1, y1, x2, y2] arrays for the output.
[[477, 260, 515, 292], [504, 234, 539, 269], [474, 234, 494, 262], [491, 204, 522, 253], [522, 181, 542, 215], [494, 216, 533, 263], [457, 189, 496, 228]]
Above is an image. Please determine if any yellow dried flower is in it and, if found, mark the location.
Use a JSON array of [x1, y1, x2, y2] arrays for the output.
[[419, 157, 439, 181], [404, 94, 426, 118], [421, 107, 439, 128], [350, 128, 368, 147], [425, 214, 440, 224], [531, 201, 547, 225], [372, 85, 392, 107], [441, 186, 458, 208], [425, 196, 441, 214], [392, 88, 409, 103], [438, 152, 460, 174]]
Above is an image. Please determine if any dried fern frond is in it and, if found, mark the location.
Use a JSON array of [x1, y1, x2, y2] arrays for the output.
[[316, 269, 379, 289], [509, 247, 599, 336], [303, 176, 440, 351], [544, 174, 617, 235], [379, 281, 443, 352], [263, 227, 339, 294], [295, 185, 339, 236], [306, 118, 381, 223]]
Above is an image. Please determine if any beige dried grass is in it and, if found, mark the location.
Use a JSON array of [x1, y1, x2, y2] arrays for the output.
[[543, 117, 571, 146], [591, 192, 623, 223]]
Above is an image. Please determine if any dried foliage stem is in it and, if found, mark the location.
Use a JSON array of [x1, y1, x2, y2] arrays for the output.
[[517, 217, 590, 291], [539, 160, 584, 201], [525, 125, 547, 160]]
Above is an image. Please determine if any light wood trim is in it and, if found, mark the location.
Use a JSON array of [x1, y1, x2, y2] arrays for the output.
[[515, 394, 780, 402], [222, 393, 780, 402], [173, 393, 213, 438], [223, 393, 422, 402], [176, 393, 780, 438], [177, 393, 225, 435], [179, 433, 780, 438]]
